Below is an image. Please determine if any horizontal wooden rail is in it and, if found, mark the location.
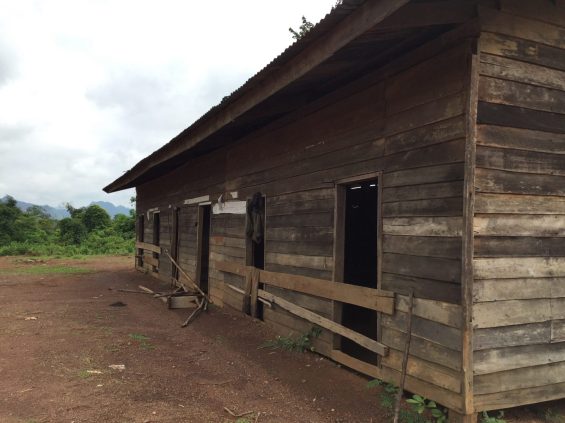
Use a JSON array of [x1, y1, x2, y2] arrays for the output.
[[142, 254, 159, 268], [136, 241, 161, 254], [260, 269, 394, 314], [259, 289, 388, 356], [215, 260, 395, 315]]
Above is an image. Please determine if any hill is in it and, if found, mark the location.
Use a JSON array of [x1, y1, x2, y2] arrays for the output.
[[1, 196, 132, 219]]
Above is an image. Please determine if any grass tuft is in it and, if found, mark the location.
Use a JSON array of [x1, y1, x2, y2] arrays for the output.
[[0, 265, 93, 275]]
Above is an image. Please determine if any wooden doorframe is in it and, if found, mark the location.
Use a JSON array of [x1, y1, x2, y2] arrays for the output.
[[331, 171, 383, 356]]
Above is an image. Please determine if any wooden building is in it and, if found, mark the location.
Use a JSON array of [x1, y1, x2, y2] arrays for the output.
[[104, 1, 565, 420]]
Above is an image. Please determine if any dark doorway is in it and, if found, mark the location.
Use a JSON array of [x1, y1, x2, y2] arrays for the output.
[[197, 205, 211, 294], [247, 193, 266, 319], [171, 208, 180, 281], [252, 201, 265, 271], [341, 179, 379, 364]]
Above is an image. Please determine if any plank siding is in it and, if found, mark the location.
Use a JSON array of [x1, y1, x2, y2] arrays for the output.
[[472, 4, 565, 411], [132, 34, 474, 412]]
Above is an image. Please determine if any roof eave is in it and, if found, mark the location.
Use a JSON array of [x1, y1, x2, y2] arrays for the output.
[[104, 0, 410, 193]]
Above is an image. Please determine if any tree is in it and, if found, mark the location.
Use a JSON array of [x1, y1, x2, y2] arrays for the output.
[[112, 212, 135, 239], [82, 205, 111, 232], [65, 203, 86, 220], [59, 218, 87, 245], [289, 16, 314, 40], [0, 196, 22, 244]]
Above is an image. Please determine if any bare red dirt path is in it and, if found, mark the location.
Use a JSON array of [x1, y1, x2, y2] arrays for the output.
[[0, 256, 562, 423], [0, 256, 385, 423]]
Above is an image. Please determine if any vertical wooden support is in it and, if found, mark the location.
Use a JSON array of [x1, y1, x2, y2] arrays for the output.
[[242, 268, 253, 315], [250, 268, 260, 318], [448, 410, 478, 423], [460, 40, 480, 417], [332, 184, 346, 350], [393, 290, 414, 423], [196, 205, 205, 286]]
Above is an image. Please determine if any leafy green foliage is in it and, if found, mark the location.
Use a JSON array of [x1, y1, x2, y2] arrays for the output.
[[0, 197, 135, 257], [260, 326, 322, 352], [289, 16, 314, 40], [545, 409, 565, 423], [83, 204, 111, 232], [59, 218, 88, 245], [406, 395, 446, 423], [481, 411, 506, 423], [367, 380, 448, 423]]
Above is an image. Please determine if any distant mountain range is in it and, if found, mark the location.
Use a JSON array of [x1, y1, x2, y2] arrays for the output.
[[1, 196, 132, 220]]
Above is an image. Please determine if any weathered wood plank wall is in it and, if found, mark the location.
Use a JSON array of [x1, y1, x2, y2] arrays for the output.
[[134, 23, 479, 411], [473, 2, 565, 411]]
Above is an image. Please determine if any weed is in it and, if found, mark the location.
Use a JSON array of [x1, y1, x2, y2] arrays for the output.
[[129, 333, 155, 350], [367, 380, 448, 423], [78, 370, 92, 379], [129, 333, 149, 341], [235, 419, 252, 423], [481, 411, 506, 423], [260, 326, 322, 352], [366, 379, 397, 414], [546, 409, 565, 423], [406, 395, 447, 423]]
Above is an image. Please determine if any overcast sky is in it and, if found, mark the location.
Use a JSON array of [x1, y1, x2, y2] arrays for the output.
[[0, 0, 336, 208]]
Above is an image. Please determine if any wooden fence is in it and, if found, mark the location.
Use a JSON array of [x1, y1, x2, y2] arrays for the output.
[[215, 260, 395, 357]]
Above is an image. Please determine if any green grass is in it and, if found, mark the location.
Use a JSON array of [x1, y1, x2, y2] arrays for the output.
[[129, 333, 155, 350], [78, 370, 93, 379], [129, 333, 149, 341], [0, 265, 93, 275]]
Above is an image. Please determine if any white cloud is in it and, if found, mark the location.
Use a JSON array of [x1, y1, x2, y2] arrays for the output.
[[0, 0, 336, 207]]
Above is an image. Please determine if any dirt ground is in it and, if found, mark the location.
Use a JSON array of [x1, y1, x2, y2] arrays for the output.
[[0, 256, 563, 423]]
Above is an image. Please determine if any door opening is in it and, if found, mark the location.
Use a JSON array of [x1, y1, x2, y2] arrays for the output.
[[341, 179, 379, 364], [171, 208, 180, 281], [246, 193, 266, 319], [197, 205, 211, 294]]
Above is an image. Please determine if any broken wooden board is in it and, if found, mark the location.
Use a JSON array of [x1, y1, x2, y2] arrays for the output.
[[168, 295, 198, 309]]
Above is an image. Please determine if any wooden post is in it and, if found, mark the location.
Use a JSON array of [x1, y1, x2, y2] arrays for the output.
[[242, 268, 253, 314], [393, 290, 414, 423], [250, 268, 260, 318], [448, 410, 477, 423], [461, 42, 479, 418]]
